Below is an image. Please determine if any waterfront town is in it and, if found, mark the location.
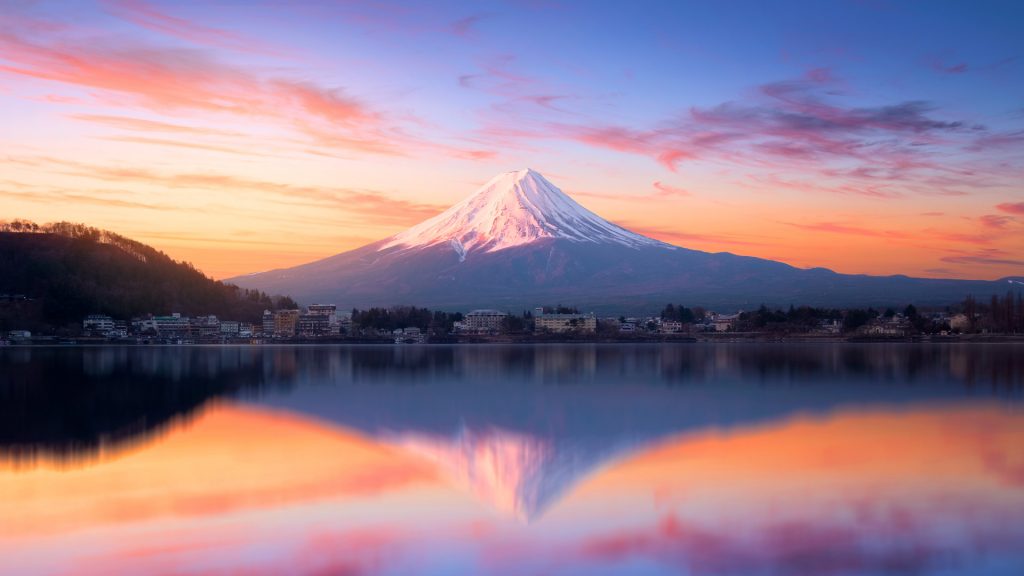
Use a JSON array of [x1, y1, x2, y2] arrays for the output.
[[2, 293, 1022, 345]]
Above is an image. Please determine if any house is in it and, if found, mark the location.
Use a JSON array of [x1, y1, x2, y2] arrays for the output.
[[817, 319, 842, 334], [950, 313, 971, 332], [711, 313, 741, 332], [660, 320, 683, 333]]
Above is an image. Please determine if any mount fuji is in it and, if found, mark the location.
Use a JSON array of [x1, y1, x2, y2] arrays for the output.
[[230, 169, 1016, 312]]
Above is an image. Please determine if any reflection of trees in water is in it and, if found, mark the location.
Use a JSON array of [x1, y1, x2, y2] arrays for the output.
[[0, 347, 272, 464], [2, 344, 1021, 462]]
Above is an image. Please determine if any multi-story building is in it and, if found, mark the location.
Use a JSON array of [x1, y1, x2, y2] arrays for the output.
[[297, 314, 330, 336], [533, 308, 597, 333], [462, 309, 508, 333], [220, 321, 240, 335], [304, 304, 339, 335], [191, 315, 221, 338], [306, 304, 337, 318], [154, 313, 190, 335], [273, 309, 301, 337], [83, 314, 115, 335], [262, 310, 275, 336]]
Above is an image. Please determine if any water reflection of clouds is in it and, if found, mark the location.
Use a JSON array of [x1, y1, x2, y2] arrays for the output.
[[3, 404, 1022, 575]]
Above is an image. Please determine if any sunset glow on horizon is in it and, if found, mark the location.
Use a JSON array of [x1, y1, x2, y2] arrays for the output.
[[2, 1, 1022, 280]]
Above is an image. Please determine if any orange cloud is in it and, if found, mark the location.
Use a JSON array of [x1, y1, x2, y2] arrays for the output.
[[69, 113, 244, 136], [616, 221, 765, 248], [785, 221, 913, 240], [10, 156, 446, 226]]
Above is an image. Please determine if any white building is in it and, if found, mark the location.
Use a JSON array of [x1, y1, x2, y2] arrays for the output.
[[463, 309, 508, 332], [711, 313, 741, 332], [660, 320, 683, 333], [220, 321, 240, 335]]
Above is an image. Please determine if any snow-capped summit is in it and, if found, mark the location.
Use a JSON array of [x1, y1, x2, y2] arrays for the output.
[[381, 168, 671, 258]]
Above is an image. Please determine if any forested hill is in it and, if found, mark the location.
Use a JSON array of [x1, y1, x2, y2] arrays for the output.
[[0, 221, 297, 332]]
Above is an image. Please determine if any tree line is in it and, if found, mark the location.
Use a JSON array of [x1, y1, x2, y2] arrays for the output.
[[0, 220, 298, 332]]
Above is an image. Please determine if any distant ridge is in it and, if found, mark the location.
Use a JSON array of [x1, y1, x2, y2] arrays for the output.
[[229, 170, 1019, 313]]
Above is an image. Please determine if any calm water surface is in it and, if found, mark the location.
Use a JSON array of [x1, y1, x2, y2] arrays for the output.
[[2, 344, 1023, 575]]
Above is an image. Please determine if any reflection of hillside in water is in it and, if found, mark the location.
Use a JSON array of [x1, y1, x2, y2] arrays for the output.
[[2, 345, 1022, 473]]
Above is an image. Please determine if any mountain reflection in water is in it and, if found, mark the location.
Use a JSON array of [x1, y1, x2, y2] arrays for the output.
[[1, 344, 1023, 575]]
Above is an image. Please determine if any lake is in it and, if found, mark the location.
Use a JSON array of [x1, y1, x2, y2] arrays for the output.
[[2, 344, 1023, 575]]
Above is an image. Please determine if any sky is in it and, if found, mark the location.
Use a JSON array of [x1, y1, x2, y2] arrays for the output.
[[1, 0, 1022, 280]]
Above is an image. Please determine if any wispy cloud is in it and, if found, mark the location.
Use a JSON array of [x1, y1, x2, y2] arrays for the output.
[[100, 0, 286, 56], [617, 221, 764, 248], [450, 13, 489, 38], [472, 68, 1015, 200], [0, 12, 492, 160], [7, 156, 446, 227], [69, 114, 244, 137], [979, 214, 1014, 230], [651, 181, 691, 198], [786, 221, 912, 240], [997, 202, 1024, 215], [941, 249, 1024, 267]]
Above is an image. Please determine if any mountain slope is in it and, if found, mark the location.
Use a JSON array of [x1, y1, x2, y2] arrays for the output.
[[230, 170, 1018, 312], [0, 222, 296, 331]]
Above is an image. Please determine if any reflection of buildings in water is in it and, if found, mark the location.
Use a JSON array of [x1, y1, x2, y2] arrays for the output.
[[532, 346, 598, 383], [2, 344, 1022, 469]]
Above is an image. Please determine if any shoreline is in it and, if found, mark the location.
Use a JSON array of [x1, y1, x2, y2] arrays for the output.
[[3, 333, 1024, 346]]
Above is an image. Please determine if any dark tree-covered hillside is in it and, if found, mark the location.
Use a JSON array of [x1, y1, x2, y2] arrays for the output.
[[0, 221, 297, 333]]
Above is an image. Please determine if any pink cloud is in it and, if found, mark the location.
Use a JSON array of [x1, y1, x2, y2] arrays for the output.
[[997, 202, 1024, 215], [0, 12, 493, 161], [979, 214, 1013, 230], [651, 181, 691, 197]]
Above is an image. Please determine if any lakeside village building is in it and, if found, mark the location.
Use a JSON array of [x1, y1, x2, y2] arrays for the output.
[[262, 304, 346, 338], [533, 308, 597, 333], [455, 309, 509, 334], [67, 304, 973, 342]]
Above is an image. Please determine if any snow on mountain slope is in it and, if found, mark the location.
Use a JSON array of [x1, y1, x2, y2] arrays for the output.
[[381, 168, 673, 255]]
